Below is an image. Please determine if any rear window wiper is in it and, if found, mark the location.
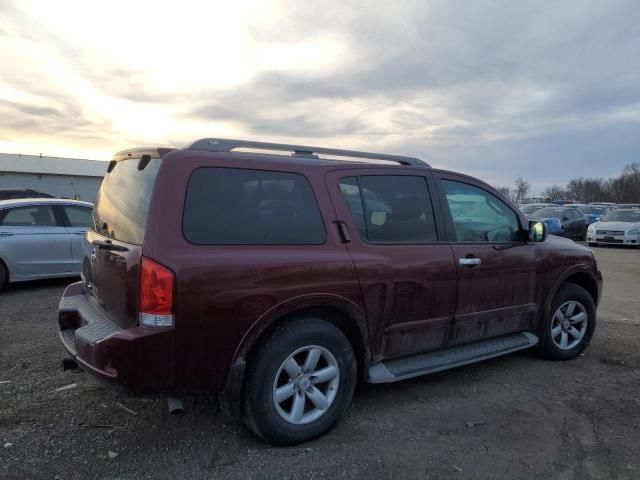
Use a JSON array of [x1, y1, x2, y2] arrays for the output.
[[92, 239, 129, 252]]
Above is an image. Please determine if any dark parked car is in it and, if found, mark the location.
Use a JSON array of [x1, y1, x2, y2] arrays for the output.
[[529, 207, 587, 240], [564, 204, 607, 226], [58, 139, 602, 445], [0, 188, 55, 201]]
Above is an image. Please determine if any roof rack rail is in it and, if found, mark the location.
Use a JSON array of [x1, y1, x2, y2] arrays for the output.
[[186, 138, 430, 167]]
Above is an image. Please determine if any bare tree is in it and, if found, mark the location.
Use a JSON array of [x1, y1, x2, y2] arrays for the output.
[[543, 185, 566, 201], [513, 177, 531, 203], [494, 186, 511, 200]]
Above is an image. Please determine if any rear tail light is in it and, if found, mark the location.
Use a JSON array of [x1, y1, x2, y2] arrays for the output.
[[139, 257, 175, 327]]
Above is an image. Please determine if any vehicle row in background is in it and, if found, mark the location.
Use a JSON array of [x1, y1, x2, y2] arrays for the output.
[[564, 204, 612, 225], [527, 207, 587, 240], [0, 198, 93, 289], [516, 202, 640, 247]]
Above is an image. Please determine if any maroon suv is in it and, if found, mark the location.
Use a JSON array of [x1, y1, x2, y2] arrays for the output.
[[58, 138, 602, 445]]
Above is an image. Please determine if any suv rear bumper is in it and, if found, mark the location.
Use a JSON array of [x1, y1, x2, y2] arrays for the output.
[[58, 282, 175, 393]]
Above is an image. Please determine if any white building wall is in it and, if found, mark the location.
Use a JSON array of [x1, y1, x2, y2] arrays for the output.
[[0, 172, 102, 201], [0, 153, 108, 202]]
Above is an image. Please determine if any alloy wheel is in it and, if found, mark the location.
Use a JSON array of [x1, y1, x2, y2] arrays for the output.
[[272, 345, 340, 425], [551, 300, 588, 350]]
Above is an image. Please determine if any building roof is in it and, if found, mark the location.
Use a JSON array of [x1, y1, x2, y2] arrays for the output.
[[0, 153, 107, 177]]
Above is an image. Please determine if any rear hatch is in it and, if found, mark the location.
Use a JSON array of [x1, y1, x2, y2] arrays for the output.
[[84, 152, 163, 329]]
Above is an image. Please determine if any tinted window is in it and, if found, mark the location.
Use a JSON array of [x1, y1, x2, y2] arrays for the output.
[[578, 207, 604, 215], [442, 180, 519, 242], [64, 206, 92, 227], [93, 158, 161, 245], [339, 175, 437, 244], [338, 177, 367, 237], [0, 205, 57, 227], [183, 168, 326, 245]]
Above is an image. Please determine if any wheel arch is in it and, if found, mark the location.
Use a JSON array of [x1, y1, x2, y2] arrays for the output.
[[218, 295, 370, 419], [544, 266, 601, 319], [563, 271, 599, 306]]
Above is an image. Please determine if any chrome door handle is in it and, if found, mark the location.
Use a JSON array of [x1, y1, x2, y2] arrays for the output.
[[459, 257, 481, 266], [0, 232, 13, 237]]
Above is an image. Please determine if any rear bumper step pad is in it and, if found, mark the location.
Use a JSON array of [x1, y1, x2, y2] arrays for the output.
[[59, 294, 122, 345]]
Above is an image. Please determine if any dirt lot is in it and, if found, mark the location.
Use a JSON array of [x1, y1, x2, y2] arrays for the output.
[[1, 244, 639, 480]]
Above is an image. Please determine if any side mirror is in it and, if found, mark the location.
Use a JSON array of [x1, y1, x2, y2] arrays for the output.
[[528, 220, 547, 242], [562, 216, 569, 222]]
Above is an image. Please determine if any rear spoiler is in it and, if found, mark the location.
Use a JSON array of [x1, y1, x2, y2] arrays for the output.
[[109, 147, 177, 172]]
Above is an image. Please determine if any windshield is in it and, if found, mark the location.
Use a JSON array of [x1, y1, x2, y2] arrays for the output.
[[520, 204, 547, 214], [578, 207, 605, 215], [92, 158, 161, 245], [603, 210, 640, 222], [531, 208, 566, 219]]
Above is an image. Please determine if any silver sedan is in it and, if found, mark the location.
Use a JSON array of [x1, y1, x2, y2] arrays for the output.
[[587, 209, 640, 248], [0, 198, 93, 289]]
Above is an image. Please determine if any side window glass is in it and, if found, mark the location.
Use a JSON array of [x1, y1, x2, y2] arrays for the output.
[[183, 168, 326, 245], [339, 175, 437, 244], [0, 206, 56, 227], [64, 206, 93, 227], [339, 177, 367, 238], [442, 180, 520, 242]]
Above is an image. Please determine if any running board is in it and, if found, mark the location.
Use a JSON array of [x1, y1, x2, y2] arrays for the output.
[[367, 332, 539, 383]]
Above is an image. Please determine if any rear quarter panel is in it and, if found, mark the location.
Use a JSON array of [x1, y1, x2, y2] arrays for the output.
[[143, 151, 365, 393]]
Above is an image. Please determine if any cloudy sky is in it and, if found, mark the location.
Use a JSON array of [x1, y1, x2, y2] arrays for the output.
[[0, 0, 639, 193]]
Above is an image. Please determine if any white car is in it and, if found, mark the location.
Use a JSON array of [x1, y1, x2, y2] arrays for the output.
[[0, 198, 93, 289], [587, 209, 640, 248]]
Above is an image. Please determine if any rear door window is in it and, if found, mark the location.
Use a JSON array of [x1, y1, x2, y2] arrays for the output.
[[183, 168, 326, 245], [92, 158, 161, 245], [0, 205, 57, 226], [63, 205, 93, 227], [339, 175, 437, 244]]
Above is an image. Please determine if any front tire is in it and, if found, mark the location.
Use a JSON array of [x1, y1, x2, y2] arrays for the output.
[[243, 317, 357, 445], [538, 284, 596, 360]]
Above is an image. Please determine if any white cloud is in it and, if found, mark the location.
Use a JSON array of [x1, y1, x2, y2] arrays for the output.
[[0, 0, 638, 192]]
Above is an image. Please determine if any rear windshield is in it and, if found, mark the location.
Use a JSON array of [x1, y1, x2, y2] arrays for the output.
[[92, 158, 161, 245], [520, 204, 547, 214]]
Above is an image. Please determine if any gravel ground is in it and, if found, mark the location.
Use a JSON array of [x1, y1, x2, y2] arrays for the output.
[[1, 244, 639, 480]]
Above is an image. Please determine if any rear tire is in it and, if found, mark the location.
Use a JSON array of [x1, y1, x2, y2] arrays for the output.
[[538, 284, 596, 360], [0, 261, 8, 291], [243, 317, 357, 445], [588, 242, 597, 247]]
